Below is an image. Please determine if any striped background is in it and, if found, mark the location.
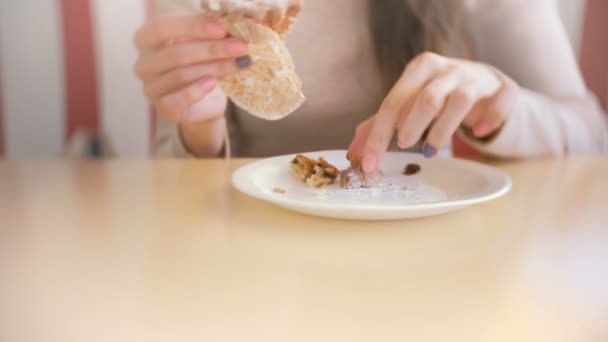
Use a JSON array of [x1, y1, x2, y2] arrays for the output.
[[0, 0, 604, 158], [0, 0, 153, 158]]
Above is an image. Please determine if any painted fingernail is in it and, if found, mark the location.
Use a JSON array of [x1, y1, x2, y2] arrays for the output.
[[362, 154, 377, 173], [422, 143, 436, 158], [236, 56, 252, 69], [206, 22, 226, 37]]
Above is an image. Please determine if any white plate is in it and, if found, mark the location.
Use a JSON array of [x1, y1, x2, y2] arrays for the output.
[[232, 150, 512, 220]]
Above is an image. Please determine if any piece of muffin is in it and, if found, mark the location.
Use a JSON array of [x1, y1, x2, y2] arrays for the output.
[[290, 155, 340, 188], [306, 165, 334, 188], [201, 0, 301, 38], [316, 158, 340, 179], [306, 160, 339, 188], [201, 0, 305, 120], [338, 157, 383, 189], [290, 154, 315, 181]]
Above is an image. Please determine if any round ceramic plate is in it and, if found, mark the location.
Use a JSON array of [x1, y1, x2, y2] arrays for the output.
[[232, 150, 512, 220]]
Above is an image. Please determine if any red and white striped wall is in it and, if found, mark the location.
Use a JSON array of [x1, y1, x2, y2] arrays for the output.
[[0, 0, 154, 158], [0, 0, 604, 158], [580, 0, 608, 112]]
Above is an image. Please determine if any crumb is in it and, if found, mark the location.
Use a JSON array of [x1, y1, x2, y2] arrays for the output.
[[289, 155, 339, 188], [273, 187, 286, 194], [403, 163, 421, 176]]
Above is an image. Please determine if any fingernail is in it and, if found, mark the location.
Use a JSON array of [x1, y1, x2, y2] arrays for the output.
[[227, 39, 248, 55], [422, 143, 436, 158], [346, 151, 352, 161], [236, 56, 252, 69], [362, 154, 377, 173], [200, 78, 216, 92], [473, 121, 492, 137], [206, 22, 226, 38]]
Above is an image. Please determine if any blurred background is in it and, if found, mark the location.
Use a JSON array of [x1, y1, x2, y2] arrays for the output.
[[0, 0, 605, 159]]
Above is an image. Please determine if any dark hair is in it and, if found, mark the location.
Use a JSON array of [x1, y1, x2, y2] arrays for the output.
[[370, 0, 463, 90]]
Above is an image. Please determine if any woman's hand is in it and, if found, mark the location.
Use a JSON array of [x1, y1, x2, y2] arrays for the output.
[[348, 52, 520, 172], [133, 14, 252, 123]]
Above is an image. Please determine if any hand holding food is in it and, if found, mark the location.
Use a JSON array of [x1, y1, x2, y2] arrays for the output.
[[348, 53, 520, 172], [200, 0, 305, 120], [133, 14, 250, 123]]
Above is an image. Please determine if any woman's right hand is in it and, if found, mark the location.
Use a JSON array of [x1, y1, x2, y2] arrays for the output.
[[133, 14, 251, 123]]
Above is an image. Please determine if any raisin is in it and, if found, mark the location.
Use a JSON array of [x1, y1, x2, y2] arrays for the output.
[[403, 163, 421, 176]]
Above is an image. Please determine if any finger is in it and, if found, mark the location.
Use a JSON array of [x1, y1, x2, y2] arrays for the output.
[[347, 117, 375, 161], [397, 67, 463, 149], [472, 78, 519, 137], [144, 57, 251, 100], [286, 1, 302, 17], [155, 77, 217, 122], [363, 52, 448, 172], [135, 39, 248, 80], [134, 14, 226, 51], [424, 85, 479, 157], [461, 99, 489, 128]]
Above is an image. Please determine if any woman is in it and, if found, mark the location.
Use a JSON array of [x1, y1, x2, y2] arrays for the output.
[[134, 0, 607, 171]]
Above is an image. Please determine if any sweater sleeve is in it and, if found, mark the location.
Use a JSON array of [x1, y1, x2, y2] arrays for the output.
[[461, 0, 608, 156]]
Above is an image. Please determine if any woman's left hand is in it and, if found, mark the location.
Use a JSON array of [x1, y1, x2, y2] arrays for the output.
[[348, 52, 520, 172]]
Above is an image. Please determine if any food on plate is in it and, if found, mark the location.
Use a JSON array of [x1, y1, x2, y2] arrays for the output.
[[338, 157, 383, 189], [290, 154, 384, 189], [403, 163, 421, 176], [273, 187, 287, 194], [290, 154, 339, 188], [290, 154, 315, 180], [201, 0, 305, 120]]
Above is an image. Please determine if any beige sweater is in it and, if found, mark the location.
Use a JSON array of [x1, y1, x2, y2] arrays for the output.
[[154, 0, 608, 158]]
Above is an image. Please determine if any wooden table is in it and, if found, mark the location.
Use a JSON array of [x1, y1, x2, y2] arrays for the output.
[[1, 158, 607, 342]]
